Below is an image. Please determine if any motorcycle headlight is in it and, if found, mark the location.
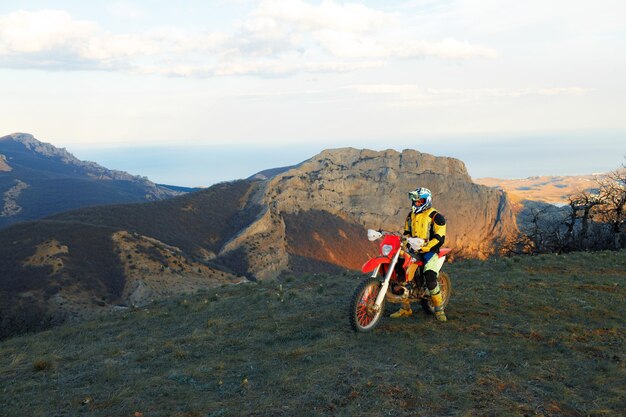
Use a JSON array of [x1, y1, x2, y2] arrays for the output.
[[381, 244, 393, 256]]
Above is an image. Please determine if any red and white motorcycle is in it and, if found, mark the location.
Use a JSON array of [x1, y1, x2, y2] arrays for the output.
[[349, 229, 452, 332]]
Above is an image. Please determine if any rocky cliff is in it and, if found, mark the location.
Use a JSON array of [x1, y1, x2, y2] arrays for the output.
[[223, 148, 518, 279]]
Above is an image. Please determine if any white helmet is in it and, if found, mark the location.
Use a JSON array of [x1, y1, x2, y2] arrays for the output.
[[408, 187, 432, 214]]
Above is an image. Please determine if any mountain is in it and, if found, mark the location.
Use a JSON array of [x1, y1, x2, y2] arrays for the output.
[[239, 148, 517, 278], [0, 147, 517, 338], [0, 133, 184, 228], [475, 174, 604, 207]]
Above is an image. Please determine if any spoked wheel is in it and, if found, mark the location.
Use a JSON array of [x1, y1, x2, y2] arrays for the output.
[[349, 278, 386, 332], [420, 271, 452, 314]]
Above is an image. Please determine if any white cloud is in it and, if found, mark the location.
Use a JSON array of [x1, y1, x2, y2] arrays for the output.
[[149, 59, 383, 77], [314, 31, 497, 60], [0, 10, 96, 54], [0, 10, 230, 71], [246, 1, 496, 61], [347, 84, 593, 106], [0, 4, 497, 77]]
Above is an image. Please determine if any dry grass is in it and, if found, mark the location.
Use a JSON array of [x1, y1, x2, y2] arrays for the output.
[[0, 250, 624, 416]]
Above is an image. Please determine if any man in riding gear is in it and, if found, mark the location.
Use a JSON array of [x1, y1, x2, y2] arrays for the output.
[[390, 187, 448, 322]]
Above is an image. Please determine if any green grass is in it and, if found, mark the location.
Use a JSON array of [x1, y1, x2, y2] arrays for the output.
[[1, 251, 625, 416]]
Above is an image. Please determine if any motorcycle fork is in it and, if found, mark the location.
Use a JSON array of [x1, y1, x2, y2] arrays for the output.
[[370, 265, 381, 278], [373, 248, 402, 312]]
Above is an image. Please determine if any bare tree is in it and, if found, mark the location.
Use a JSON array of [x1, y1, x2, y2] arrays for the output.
[[566, 190, 604, 249], [597, 166, 626, 249]]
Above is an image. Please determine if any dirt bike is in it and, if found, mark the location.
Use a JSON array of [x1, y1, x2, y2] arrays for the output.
[[349, 229, 452, 332]]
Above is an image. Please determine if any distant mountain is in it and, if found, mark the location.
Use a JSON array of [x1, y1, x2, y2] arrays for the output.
[[0, 147, 518, 338], [475, 174, 604, 207], [0, 133, 184, 228], [247, 164, 300, 180], [157, 184, 203, 193]]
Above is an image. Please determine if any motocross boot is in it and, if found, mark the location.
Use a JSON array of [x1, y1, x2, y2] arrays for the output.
[[390, 301, 412, 318], [430, 290, 447, 323]]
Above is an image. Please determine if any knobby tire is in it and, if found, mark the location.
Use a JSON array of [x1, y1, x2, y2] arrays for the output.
[[349, 278, 385, 333]]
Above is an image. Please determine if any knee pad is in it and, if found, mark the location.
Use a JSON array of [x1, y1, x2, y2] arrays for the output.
[[424, 270, 438, 291]]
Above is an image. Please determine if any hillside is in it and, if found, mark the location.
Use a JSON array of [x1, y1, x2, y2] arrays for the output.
[[0, 180, 257, 339], [0, 133, 183, 228], [0, 251, 624, 416]]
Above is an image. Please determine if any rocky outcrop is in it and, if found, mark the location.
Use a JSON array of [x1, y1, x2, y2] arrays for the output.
[[226, 148, 518, 279], [1, 180, 29, 217], [0, 154, 11, 171]]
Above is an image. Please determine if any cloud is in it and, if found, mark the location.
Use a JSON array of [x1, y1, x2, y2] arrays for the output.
[[0, 9, 158, 69], [347, 84, 593, 106], [245, 1, 496, 60], [0, 10, 95, 54], [313, 31, 497, 60], [0, 3, 497, 77], [147, 59, 384, 78], [0, 9, 228, 71]]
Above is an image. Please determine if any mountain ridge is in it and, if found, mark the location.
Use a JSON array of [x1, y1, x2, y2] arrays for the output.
[[0, 133, 184, 228]]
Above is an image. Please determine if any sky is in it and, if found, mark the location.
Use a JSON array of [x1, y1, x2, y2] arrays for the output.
[[0, 1, 625, 186]]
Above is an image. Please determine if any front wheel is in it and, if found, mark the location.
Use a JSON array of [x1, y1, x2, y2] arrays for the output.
[[420, 271, 452, 314], [349, 278, 386, 332]]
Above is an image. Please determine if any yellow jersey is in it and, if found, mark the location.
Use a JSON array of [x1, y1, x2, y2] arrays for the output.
[[403, 207, 446, 253]]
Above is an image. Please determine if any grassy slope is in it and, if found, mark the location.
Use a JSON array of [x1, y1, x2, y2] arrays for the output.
[[0, 251, 624, 417]]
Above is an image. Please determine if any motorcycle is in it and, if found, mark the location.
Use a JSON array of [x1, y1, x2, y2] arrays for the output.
[[349, 229, 452, 332]]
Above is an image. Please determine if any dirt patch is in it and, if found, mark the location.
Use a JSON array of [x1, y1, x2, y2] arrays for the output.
[[22, 239, 68, 274]]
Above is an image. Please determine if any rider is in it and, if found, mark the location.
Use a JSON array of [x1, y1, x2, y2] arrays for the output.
[[390, 187, 448, 322]]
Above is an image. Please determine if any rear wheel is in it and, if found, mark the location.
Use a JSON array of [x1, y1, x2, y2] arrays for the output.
[[349, 278, 386, 332], [420, 271, 452, 314]]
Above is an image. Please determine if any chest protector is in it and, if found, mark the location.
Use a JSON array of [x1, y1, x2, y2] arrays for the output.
[[405, 207, 438, 240]]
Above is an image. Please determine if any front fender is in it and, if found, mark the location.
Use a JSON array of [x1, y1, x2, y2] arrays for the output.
[[361, 256, 390, 273]]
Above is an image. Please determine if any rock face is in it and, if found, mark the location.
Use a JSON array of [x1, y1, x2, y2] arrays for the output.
[[224, 148, 518, 279]]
